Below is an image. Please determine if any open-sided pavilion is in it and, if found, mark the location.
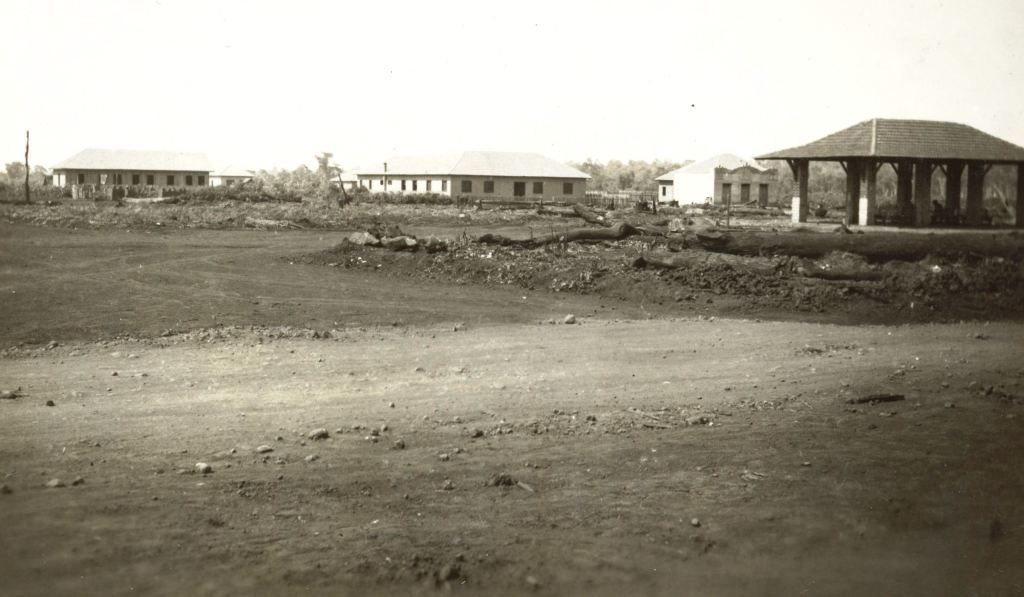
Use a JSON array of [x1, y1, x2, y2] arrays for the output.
[[756, 118, 1024, 227]]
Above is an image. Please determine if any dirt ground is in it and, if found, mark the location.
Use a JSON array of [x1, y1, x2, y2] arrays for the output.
[[1, 222, 1023, 596]]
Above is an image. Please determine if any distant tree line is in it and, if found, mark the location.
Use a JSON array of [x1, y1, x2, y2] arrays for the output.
[[570, 159, 692, 192]]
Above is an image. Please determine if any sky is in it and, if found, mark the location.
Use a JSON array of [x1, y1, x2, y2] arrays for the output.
[[2, 0, 1023, 172]]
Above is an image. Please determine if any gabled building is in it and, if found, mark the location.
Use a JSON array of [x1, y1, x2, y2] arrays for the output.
[[357, 151, 590, 200], [656, 153, 775, 206], [52, 149, 214, 188], [210, 166, 254, 187]]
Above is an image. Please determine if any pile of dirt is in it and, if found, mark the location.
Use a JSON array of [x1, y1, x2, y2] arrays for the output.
[[304, 235, 1024, 321]]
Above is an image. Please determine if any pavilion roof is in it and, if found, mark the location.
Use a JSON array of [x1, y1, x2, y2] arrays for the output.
[[756, 118, 1024, 164]]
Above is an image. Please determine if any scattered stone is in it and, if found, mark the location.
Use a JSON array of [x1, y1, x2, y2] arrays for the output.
[[563, 314, 576, 325], [304, 454, 319, 463], [690, 518, 701, 527], [388, 402, 395, 409], [46, 478, 64, 488], [71, 476, 85, 486], [347, 231, 380, 246], [414, 366, 425, 373], [439, 453, 450, 462], [255, 445, 274, 454], [686, 414, 713, 426], [392, 439, 406, 450], [442, 479, 454, 491], [45, 400, 55, 407], [801, 461, 812, 467], [488, 473, 517, 487], [47, 341, 59, 350], [195, 462, 213, 475], [437, 563, 461, 581], [380, 424, 389, 433], [308, 428, 329, 440], [275, 435, 284, 441], [0, 389, 19, 400], [370, 428, 380, 437], [470, 428, 484, 438], [944, 402, 956, 409], [1, 484, 12, 494], [525, 575, 541, 590]]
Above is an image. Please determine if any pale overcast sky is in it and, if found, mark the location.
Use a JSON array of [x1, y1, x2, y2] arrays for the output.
[[2, 0, 1022, 171]]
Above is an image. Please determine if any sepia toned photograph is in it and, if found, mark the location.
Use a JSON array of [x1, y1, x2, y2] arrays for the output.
[[1, 1, 1022, 595]]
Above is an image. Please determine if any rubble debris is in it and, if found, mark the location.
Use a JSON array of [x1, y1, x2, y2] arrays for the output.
[[195, 462, 213, 474], [255, 445, 274, 454]]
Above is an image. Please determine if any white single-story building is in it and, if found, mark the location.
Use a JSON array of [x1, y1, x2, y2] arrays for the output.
[[656, 153, 776, 206], [210, 166, 254, 187], [51, 149, 214, 188], [356, 151, 590, 200]]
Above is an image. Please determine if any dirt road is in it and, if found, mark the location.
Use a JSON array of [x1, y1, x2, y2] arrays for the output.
[[1, 318, 1021, 596]]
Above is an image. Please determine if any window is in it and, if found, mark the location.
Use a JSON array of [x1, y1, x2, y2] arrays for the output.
[[442, 180, 448, 192], [532, 181, 543, 194], [186, 175, 194, 186], [412, 180, 418, 191], [77, 173, 85, 184], [198, 175, 206, 186], [562, 182, 574, 195], [166, 175, 175, 186], [146, 174, 154, 185], [461, 180, 472, 193], [661, 186, 666, 197], [114, 173, 123, 185], [132, 174, 140, 185], [483, 180, 494, 194], [426, 180, 432, 192], [401, 179, 407, 191], [388, 179, 393, 186], [380, 179, 384, 186]]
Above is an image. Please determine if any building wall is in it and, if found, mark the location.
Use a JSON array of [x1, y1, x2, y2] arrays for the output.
[[657, 182, 675, 202], [713, 167, 776, 206], [54, 169, 211, 188], [358, 175, 586, 201], [673, 172, 716, 205]]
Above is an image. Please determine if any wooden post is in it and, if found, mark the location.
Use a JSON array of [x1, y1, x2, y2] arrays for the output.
[[790, 159, 809, 223], [913, 160, 932, 227], [896, 160, 913, 224], [966, 163, 985, 226], [1017, 163, 1024, 228], [24, 130, 30, 204], [945, 160, 963, 219], [845, 160, 861, 226], [860, 161, 877, 226]]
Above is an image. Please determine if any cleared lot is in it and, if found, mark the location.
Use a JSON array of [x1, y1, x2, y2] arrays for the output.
[[0, 223, 1022, 596]]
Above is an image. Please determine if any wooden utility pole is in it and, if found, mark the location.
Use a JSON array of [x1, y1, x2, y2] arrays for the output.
[[24, 130, 31, 204]]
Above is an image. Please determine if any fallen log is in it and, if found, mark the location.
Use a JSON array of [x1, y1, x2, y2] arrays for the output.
[[694, 230, 1024, 262], [477, 222, 641, 248], [572, 203, 611, 227], [632, 251, 778, 276], [847, 393, 905, 405]]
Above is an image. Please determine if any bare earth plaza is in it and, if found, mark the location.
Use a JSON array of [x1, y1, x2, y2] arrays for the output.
[[1, 2, 1023, 596]]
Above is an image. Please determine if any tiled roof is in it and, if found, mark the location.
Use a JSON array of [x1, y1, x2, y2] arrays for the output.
[[656, 153, 766, 181], [757, 118, 1024, 163], [53, 149, 214, 172], [359, 151, 590, 179]]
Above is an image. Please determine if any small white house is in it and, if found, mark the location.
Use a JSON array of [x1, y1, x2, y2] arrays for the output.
[[656, 153, 775, 206], [210, 166, 254, 187]]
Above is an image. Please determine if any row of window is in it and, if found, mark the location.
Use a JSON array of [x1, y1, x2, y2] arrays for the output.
[[369, 178, 575, 195], [75, 173, 206, 186]]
